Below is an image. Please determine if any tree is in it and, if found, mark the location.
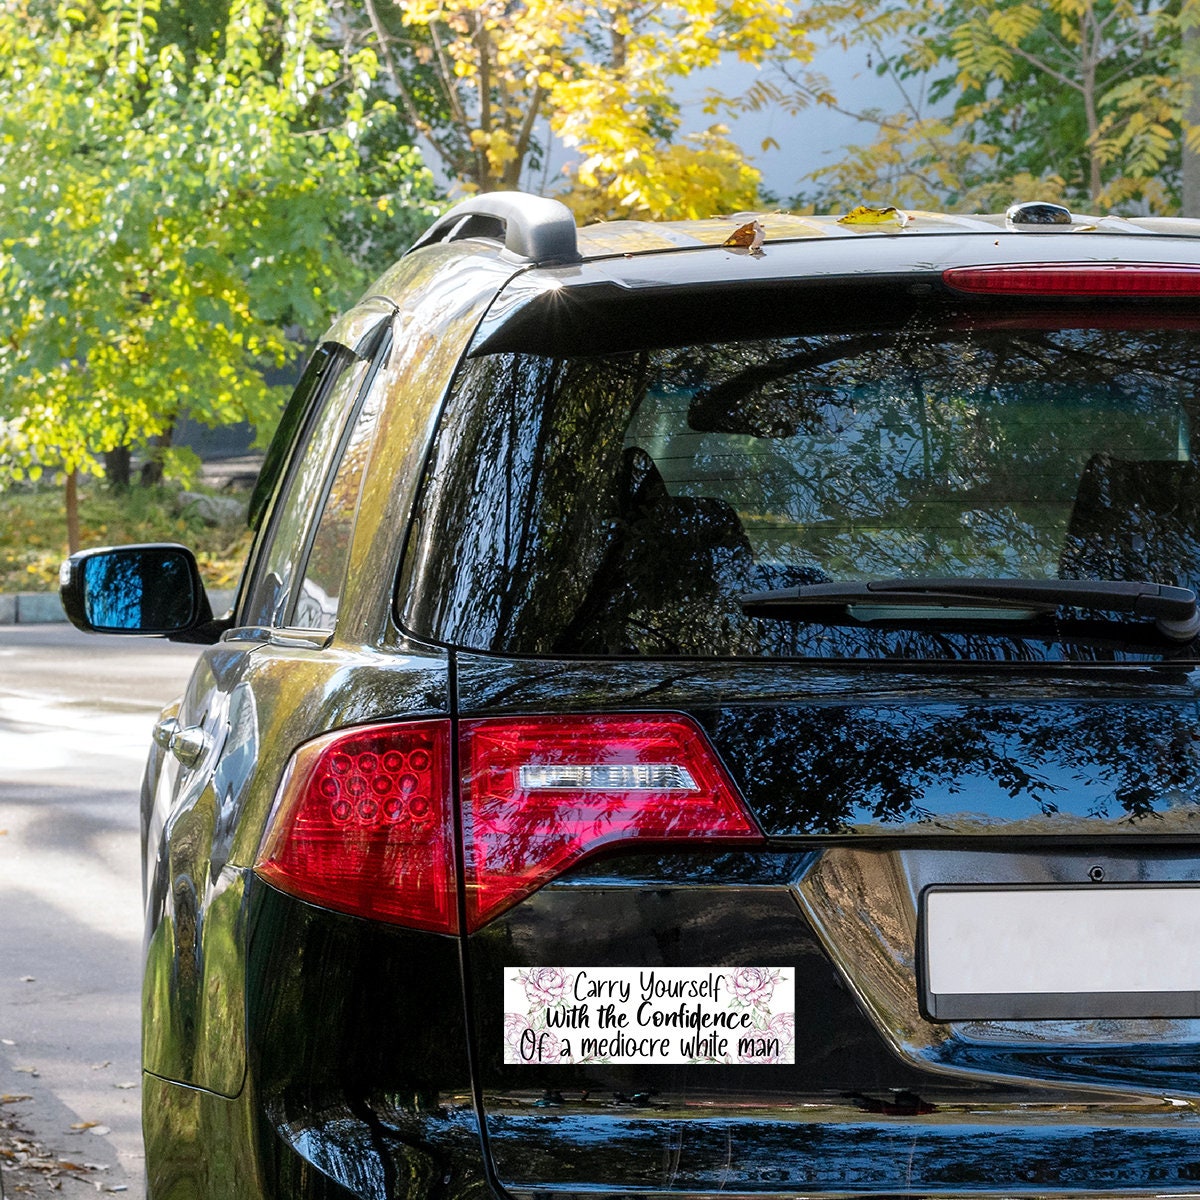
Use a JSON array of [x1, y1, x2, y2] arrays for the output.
[[0, 0, 437, 542], [774, 0, 1186, 214], [358, 0, 813, 219]]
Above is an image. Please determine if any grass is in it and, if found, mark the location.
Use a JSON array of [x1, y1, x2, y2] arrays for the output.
[[1, 481, 255, 593]]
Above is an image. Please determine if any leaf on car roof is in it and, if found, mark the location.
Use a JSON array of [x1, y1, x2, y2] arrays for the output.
[[723, 220, 765, 254], [837, 205, 908, 227]]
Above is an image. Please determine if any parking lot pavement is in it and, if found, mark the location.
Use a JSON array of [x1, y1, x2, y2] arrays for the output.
[[0, 624, 202, 1197]]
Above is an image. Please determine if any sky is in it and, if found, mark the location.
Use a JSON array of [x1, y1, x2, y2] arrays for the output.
[[679, 41, 898, 202], [518, 37, 916, 205]]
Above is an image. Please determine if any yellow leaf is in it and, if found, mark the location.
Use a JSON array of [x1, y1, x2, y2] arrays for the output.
[[837, 205, 909, 228]]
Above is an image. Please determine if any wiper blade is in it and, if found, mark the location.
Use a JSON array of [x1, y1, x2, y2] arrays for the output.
[[740, 578, 1200, 642]]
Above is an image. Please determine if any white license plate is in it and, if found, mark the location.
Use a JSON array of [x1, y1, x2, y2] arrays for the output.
[[920, 884, 1200, 1020]]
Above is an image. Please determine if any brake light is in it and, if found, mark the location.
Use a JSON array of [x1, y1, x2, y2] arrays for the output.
[[255, 720, 458, 933], [256, 713, 761, 933], [943, 263, 1200, 296], [460, 714, 762, 929]]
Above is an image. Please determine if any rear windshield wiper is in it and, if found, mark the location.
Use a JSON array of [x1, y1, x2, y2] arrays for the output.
[[740, 578, 1200, 643]]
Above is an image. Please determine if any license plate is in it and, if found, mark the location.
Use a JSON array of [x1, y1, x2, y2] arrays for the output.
[[920, 884, 1200, 1020]]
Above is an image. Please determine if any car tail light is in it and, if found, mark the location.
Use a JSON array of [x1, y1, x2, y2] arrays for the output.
[[460, 714, 762, 929], [943, 263, 1200, 296], [255, 720, 459, 934], [256, 713, 761, 933]]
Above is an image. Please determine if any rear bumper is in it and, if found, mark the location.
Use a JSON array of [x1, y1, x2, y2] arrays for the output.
[[471, 852, 1200, 1198]]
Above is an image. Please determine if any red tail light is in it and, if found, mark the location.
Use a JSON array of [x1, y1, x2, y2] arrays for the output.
[[255, 713, 761, 933], [255, 720, 459, 933], [943, 263, 1200, 297], [460, 714, 762, 929]]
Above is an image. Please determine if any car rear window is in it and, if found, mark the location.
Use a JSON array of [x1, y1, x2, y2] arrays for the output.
[[398, 306, 1200, 662]]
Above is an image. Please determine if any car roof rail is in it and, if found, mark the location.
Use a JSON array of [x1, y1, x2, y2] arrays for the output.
[[407, 191, 581, 264]]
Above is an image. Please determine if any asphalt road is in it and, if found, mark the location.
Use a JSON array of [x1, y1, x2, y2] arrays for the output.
[[0, 623, 203, 1197]]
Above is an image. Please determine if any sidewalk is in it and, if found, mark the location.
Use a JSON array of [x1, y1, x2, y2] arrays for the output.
[[0, 594, 66, 624], [0, 590, 238, 626]]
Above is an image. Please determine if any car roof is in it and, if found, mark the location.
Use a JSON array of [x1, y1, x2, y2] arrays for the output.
[[408, 191, 1200, 268], [382, 194, 1200, 357], [573, 209, 1200, 259]]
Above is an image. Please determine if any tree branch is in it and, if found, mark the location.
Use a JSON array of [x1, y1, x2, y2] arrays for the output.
[[428, 22, 471, 137], [1005, 42, 1083, 93], [507, 83, 546, 188], [361, 0, 457, 173]]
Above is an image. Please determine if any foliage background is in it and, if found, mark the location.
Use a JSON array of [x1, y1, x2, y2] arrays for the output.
[[0, 0, 437, 508], [3, 0, 1200, 569]]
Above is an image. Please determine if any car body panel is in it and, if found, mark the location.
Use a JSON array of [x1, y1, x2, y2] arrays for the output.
[[138, 243, 503, 1113], [470, 873, 1200, 1196], [455, 651, 1200, 1194], [454, 654, 1200, 836], [470, 229, 1200, 357]]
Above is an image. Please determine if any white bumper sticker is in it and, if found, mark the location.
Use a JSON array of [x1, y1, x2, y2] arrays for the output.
[[503, 967, 795, 1064]]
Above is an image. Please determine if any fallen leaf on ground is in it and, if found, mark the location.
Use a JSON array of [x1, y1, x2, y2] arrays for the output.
[[69, 1123, 99, 1131], [89, 1062, 110, 1071]]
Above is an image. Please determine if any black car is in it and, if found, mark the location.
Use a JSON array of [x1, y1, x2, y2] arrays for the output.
[[63, 192, 1200, 1199]]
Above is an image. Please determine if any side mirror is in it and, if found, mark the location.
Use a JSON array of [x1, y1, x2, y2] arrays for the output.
[[59, 544, 214, 636]]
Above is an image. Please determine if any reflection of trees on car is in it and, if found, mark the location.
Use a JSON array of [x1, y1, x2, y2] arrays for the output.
[[711, 699, 1200, 834], [83, 549, 192, 630], [84, 554, 146, 630]]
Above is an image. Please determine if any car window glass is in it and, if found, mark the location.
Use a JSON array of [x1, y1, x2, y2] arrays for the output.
[[289, 362, 388, 631], [241, 347, 371, 629], [247, 345, 337, 531], [400, 314, 1200, 663]]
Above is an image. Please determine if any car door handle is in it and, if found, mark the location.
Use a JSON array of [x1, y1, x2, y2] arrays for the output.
[[152, 717, 211, 768]]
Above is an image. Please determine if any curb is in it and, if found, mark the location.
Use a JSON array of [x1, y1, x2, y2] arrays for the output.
[[0, 593, 68, 624], [0, 589, 238, 626]]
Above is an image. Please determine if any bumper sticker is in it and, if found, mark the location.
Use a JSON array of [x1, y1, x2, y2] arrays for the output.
[[504, 967, 795, 1064]]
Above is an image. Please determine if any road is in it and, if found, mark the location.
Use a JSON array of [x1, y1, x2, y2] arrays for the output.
[[0, 623, 203, 1197]]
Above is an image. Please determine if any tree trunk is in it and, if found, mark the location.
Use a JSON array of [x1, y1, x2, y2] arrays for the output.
[[105, 445, 132, 491], [474, 11, 495, 190], [609, 0, 628, 71], [1183, 16, 1200, 216], [65, 469, 80, 555], [1080, 6, 1104, 206], [140, 426, 175, 487]]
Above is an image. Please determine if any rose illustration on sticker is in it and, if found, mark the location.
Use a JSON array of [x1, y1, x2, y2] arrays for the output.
[[730, 967, 779, 1008], [766, 1011, 795, 1047], [521, 967, 574, 1007], [532, 1028, 565, 1063], [505, 1012, 532, 1054]]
